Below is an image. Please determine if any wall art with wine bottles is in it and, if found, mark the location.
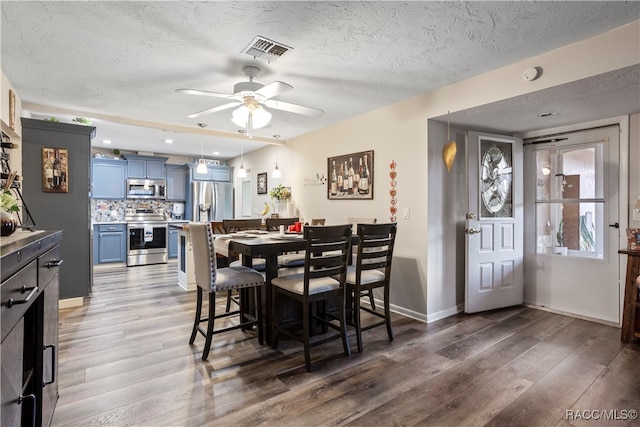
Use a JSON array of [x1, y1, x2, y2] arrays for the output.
[[327, 150, 374, 200], [42, 147, 69, 193]]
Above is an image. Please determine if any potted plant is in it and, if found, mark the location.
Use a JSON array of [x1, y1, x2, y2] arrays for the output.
[[554, 219, 568, 255], [269, 184, 291, 217], [0, 190, 19, 236]]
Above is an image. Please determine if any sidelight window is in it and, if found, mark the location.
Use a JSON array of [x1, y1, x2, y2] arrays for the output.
[[535, 141, 605, 258]]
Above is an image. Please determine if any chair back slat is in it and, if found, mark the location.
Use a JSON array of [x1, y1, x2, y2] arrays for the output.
[[265, 217, 299, 231], [223, 218, 262, 233], [302, 225, 352, 292], [355, 223, 397, 275]]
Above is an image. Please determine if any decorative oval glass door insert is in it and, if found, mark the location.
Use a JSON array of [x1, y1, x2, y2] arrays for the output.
[[480, 141, 512, 218]]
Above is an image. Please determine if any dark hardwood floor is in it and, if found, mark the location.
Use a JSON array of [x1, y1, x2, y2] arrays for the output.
[[52, 262, 640, 426]]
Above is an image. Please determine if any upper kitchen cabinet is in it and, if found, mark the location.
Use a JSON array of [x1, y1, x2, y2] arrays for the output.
[[166, 164, 188, 201], [124, 154, 168, 179], [189, 164, 233, 182], [91, 158, 126, 199]]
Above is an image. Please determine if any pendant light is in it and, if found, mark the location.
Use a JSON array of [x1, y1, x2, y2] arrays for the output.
[[237, 130, 247, 178], [272, 134, 281, 178], [196, 123, 208, 174]]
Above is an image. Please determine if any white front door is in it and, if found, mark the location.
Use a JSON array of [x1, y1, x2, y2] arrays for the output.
[[523, 126, 620, 323], [465, 131, 524, 313]]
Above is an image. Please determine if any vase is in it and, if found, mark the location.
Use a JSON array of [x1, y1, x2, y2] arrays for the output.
[[0, 211, 17, 236]]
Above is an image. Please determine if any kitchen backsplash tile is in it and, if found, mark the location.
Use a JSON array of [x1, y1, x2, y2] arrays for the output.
[[91, 199, 176, 222]]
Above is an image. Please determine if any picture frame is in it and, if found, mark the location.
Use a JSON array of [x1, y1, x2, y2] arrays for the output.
[[627, 228, 640, 250], [42, 147, 69, 193], [327, 150, 374, 200], [8, 89, 16, 130], [257, 172, 268, 195]]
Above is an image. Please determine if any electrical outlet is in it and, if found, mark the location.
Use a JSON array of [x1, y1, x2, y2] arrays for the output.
[[403, 208, 410, 220]]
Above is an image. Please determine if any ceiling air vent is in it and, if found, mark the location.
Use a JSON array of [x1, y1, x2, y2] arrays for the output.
[[241, 36, 292, 63]]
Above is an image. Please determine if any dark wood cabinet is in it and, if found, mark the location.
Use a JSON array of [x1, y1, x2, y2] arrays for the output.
[[1, 230, 62, 426]]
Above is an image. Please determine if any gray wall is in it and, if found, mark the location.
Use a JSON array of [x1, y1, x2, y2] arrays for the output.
[[21, 118, 94, 299]]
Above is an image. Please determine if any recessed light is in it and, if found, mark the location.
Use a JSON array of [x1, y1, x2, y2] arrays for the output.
[[164, 139, 174, 144], [102, 139, 112, 144], [213, 151, 219, 156], [538, 111, 557, 118]]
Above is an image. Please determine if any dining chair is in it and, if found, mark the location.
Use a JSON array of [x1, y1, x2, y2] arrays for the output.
[[346, 222, 397, 353], [270, 224, 353, 372], [222, 218, 267, 312], [346, 216, 377, 308], [265, 217, 307, 269], [265, 217, 299, 231], [188, 223, 265, 360]]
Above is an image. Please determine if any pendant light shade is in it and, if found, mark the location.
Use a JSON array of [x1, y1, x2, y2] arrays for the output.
[[237, 137, 247, 178], [272, 134, 282, 178], [196, 141, 207, 174], [196, 159, 208, 174], [272, 162, 281, 178]]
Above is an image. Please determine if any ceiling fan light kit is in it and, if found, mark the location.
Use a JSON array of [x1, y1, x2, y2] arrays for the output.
[[178, 65, 323, 138]]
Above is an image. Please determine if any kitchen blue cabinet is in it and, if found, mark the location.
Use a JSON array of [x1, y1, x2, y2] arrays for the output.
[[124, 154, 168, 179], [190, 164, 233, 182], [93, 224, 126, 264], [91, 158, 126, 199], [166, 164, 188, 201], [168, 227, 179, 258]]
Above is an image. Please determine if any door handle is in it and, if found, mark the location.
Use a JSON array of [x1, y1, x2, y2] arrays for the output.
[[609, 223, 619, 229], [465, 228, 482, 235]]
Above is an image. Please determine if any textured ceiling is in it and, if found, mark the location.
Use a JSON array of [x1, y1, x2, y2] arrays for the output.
[[1, 1, 639, 159]]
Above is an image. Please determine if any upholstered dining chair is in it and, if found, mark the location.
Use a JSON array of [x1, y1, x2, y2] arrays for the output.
[[346, 222, 397, 353], [270, 224, 353, 372], [188, 223, 264, 360]]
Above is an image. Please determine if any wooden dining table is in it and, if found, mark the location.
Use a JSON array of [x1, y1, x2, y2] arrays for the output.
[[214, 231, 358, 348]]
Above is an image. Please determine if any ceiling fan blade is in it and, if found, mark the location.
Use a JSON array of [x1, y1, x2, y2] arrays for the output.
[[176, 88, 236, 99], [255, 81, 293, 99], [264, 99, 324, 117], [187, 101, 242, 119]]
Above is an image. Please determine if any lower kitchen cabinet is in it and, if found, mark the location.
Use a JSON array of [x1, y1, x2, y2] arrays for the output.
[[1, 231, 62, 427], [168, 227, 179, 258], [93, 224, 126, 264]]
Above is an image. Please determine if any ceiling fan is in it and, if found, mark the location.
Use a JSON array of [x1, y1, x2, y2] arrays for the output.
[[176, 65, 323, 137]]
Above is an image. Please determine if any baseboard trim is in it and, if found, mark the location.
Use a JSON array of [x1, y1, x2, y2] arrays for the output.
[[523, 300, 620, 327], [367, 298, 428, 323], [59, 297, 84, 309], [426, 304, 464, 323]]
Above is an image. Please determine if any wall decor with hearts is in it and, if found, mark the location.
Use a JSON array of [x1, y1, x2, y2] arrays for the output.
[[389, 160, 397, 222]]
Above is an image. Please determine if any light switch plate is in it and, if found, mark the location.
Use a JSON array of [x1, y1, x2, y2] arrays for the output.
[[633, 209, 640, 221], [403, 208, 410, 220]]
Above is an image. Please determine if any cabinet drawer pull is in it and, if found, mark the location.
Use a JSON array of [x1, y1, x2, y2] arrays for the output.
[[46, 259, 64, 268], [2, 286, 38, 308], [43, 344, 56, 387], [18, 393, 37, 427]]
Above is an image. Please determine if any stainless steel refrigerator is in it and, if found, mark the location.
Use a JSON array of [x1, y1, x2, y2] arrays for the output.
[[191, 181, 233, 222]]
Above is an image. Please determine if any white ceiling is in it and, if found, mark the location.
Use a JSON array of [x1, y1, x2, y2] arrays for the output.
[[2, 2, 639, 160]]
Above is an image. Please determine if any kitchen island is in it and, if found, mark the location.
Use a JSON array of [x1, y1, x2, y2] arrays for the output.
[[172, 223, 196, 291]]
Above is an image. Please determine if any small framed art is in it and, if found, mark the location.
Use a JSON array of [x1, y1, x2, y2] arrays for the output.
[[257, 172, 268, 195]]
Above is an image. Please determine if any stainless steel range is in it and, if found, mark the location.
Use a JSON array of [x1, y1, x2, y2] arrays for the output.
[[125, 208, 168, 267]]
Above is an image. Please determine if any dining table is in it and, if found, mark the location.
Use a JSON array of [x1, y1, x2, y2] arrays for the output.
[[214, 230, 358, 348], [214, 231, 307, 347]]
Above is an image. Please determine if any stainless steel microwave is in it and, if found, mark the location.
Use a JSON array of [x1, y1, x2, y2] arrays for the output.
[[126, 179, 166, 199]]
